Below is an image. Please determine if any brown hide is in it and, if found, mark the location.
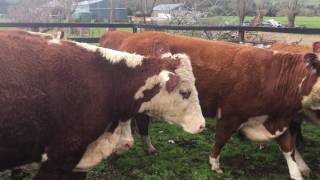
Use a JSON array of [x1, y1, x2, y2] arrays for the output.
[[99, 31, 132, 49], [270, 42, 311, 54], [101, 31, 320, 177], [0, 30, 182, 178], [117, 32, 316, 121]]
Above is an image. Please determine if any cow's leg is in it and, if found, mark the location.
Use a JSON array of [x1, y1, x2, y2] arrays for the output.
[[209, 118, 238, 173], [290, 118, 304, 149], [135, 114, 157, 155], [36, 160, 87, 180], [35, 133, 88, 180], [294, 145, 310, 177], [276, 130, 303, 180]]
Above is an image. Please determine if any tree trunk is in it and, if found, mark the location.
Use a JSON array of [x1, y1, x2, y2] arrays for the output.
[[237, 0, 247, 25], [109, 0, 114, 22], [287, 14, 295, 27], [286, 0, 299, 27]]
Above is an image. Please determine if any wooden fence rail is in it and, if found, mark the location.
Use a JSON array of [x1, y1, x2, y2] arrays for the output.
[[1, 23, 320, 43]]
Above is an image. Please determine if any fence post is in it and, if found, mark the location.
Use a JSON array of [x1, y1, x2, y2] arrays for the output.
[[238, 28, 245, 43], [133, 24, 138, 33]]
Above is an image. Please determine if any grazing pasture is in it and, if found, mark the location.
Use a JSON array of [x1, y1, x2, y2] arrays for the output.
[[87, 119, 320, 180], [201, 16, 320, 28]]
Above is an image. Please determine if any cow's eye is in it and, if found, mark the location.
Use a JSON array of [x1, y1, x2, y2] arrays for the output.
[[179, 90, 191, 99]]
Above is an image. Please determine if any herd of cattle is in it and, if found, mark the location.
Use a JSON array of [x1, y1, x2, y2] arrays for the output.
[[0, 29, 319, 180]]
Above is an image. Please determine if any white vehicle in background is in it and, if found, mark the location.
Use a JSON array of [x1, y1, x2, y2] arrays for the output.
[[151, 13, 172, 21], [262, 19, 283, 27]]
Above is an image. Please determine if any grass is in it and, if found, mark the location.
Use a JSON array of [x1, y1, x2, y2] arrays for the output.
[[201, 16, 320, 28], [87, 119, 320, 180]]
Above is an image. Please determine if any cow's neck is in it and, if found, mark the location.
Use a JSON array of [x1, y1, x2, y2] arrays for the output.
[[265, 53, 316, 109], [99, 56, 164, 121]]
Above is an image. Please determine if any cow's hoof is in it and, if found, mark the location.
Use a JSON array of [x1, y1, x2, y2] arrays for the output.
[[211, 168, 223, 173], [144, 147, 157, 155], [301, 168, 311, 177]]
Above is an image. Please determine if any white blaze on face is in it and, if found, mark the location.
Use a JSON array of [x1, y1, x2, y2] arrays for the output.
[[74, 42, 144, 68], [240, 115, 287, 142], [136, 54, 205, 134], [75, 120, 133, 171]]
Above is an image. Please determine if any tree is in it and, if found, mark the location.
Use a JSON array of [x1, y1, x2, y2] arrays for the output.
[[8, 0, 79, 22], [59, 0, 79, 22], [279, 0, 300, 27], [236, 0, 248, 25], [8, 0, 51, 22], [251, 0, 269, 26]]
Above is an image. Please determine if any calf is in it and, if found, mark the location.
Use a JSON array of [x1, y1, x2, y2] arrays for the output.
[[0, 30, 205, 180], [270, 42, 320, 146], [102, 31, 320, 180]]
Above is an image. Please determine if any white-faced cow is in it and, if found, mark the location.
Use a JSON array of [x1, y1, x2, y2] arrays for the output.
[[100, 31, 320, 180], [0, 30, 205, 180]]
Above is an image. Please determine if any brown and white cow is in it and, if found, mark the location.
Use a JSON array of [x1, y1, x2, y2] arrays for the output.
[[99, 30, 132, 50], [100, 31, 320, 180], [270, 42, 320, 146], [0, 30, 205, 180]]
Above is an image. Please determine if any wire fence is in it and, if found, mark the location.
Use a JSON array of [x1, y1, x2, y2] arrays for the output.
[[1, 22, 320, 43]]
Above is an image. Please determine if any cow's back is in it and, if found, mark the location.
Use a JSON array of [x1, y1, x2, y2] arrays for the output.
[[99, 31, 132, 49], [118, 32, 311, 118], [118, 32, 269, 116], [270, 42, 310, 54]]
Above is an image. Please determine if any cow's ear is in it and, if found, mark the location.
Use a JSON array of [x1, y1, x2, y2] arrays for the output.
[[165, 73, 180, 93], [304, 53, 320, 74], [313, 42, 320, 54], [154, 41, 171, 58]]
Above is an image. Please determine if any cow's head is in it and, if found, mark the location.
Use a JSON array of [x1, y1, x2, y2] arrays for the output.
[[313, 41, 320, 58], [135, 42, 205, 134], [301, 51, 320, 126]]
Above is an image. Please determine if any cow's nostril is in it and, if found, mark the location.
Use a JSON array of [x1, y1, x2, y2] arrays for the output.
[[199, 125, 205, 131], [124, 141, 134, 148]]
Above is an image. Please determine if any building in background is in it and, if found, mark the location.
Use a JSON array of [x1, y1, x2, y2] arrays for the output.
[[0, 0, 9, 17]]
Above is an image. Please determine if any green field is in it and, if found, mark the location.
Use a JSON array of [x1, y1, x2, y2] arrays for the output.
[[87, 119, 320, 180], [201, 16, 320, 28]]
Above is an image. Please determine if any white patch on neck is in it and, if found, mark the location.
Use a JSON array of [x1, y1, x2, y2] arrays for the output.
[[273, 50, 279, 54], [282, 151, 303, 180], [240, 115, 287, 142], [74, 42, 144, 68], [75, 120, 133, 171]]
